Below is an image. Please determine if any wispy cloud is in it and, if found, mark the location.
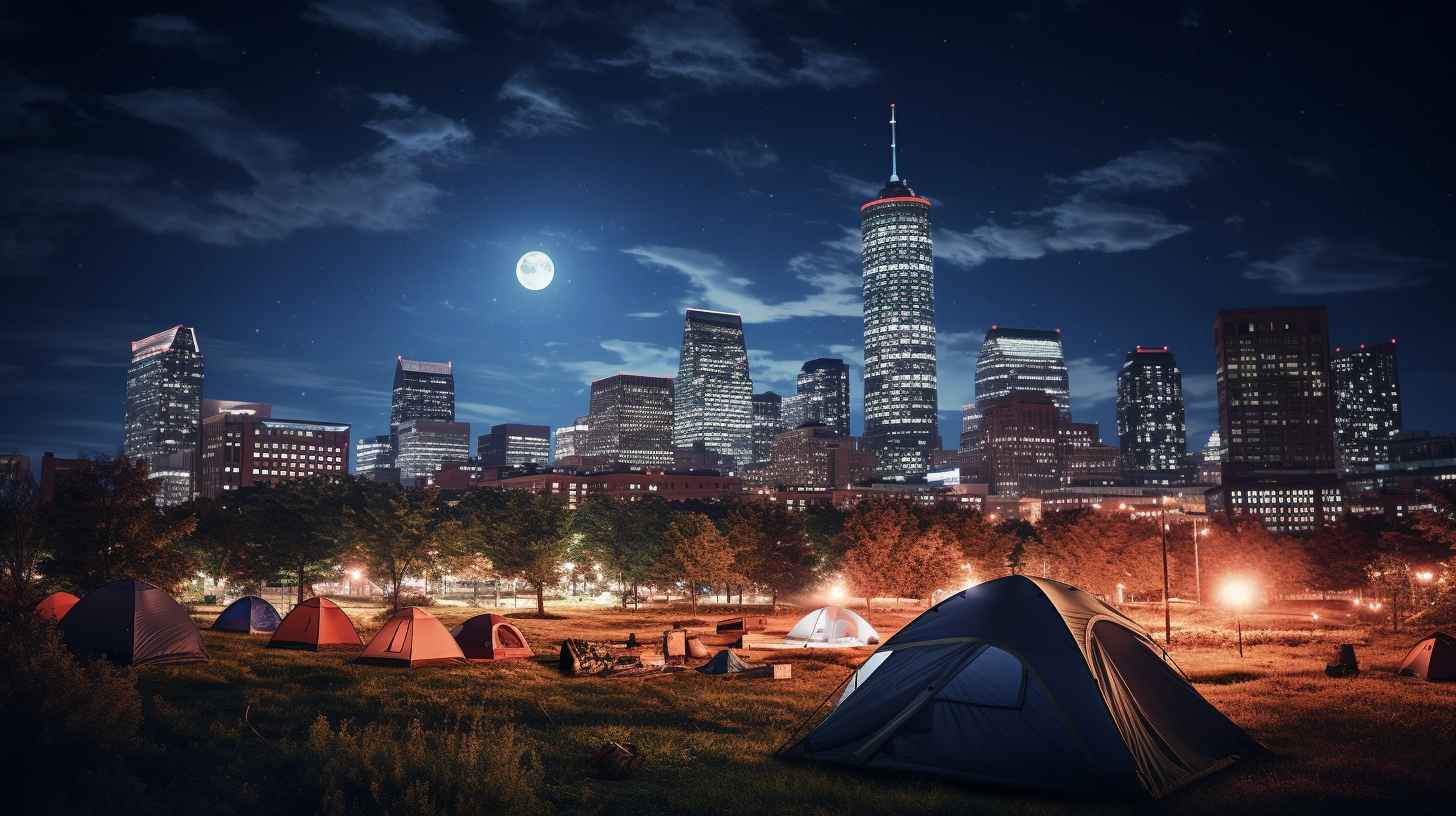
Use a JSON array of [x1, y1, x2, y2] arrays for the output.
[[824, 169, 882, 200], [4, 88, 472, 245], [1292, 156, 1335, 179], [693, 136, 777, 175], [611, 104, 669, 132], [498, 74, 586, 137], [129, 14, 227, 55], [606, 2, 874, 90], [304, 0, 463, 51], [546, 339, 679, 384], [627, 311, 663, 319], [1243, 237, 1436, 294], [1057, 140, 1225, 191], [624, 244, 860, 324], [205, 337, 383, 409], [936, 330, 984, 411], [456, 400, 519, 427], [1067, 356, 1119, 405]]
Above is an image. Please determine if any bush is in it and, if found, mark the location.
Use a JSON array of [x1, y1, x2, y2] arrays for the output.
[[301, 715, 547, 816], [0, 614, 148, 811], [398, 593, 435, 608]]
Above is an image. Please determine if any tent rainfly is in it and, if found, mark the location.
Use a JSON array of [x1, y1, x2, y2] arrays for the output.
[[451, 613, 533, 661], [212, 595, 283, 634], [268, 597, 363, 650], [35, 591, 80, 622], [1399, 631, 1456, 681], [785, 606, 879, 647], [60, 579, 208, 666], [698, 649, 752, 675], [359, 607, 467, 667], [782, 575, 1259, 799]]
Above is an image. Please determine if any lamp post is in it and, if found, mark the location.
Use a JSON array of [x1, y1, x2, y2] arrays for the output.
[[1220, 577, 1255, 658], [1160, 496, 1171, 645]]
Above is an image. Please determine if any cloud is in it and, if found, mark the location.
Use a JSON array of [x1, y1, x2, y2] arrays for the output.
[[1058, 140, 1225, 191], [456, 401, 519, 426], [1243, 237, 1436, 294], [607, 2, 874, 90], [746, 349, 804, 391], [824, 169, 882, 200], [129, 14, 227, 54], [611, 104, 669, 132], [1067, 356, 1119, 405], [935, 330, 984, 411], [548, 339, 679, 384], [936, 197, 1190, 268], [1292, 156, 1335, 178], [5, 88, 471, 246], [627, 311, 663, 319], [498, 75, 586, 136], [304, 0, 463, 51], [206, 337, 384, 409], [693, 136, 777, 175], [624, 244, 861, 323], [369, 91, 416, 112]]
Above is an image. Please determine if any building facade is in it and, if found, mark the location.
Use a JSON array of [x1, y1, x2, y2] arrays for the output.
[[197, 414, 349, 498], [1331, 341, 1401, 474], [973, 327, 1071, 418], [1116, 346, 1187, 485], [479, 423, 550, 467], [355, 434, 396, 477], [795, 358, 852, 438], [770, 423, 875, 489], [553, 416, 590, 462], [977, 392, 1064, 497], [123, 325, 204, 505], [673, 308, 753, 466], [587, 374, 674, 467], [394, 419, 470, 486], [390, 357, 454, 432], [750, 392, 783, 465], [862, 105, 937, 478]]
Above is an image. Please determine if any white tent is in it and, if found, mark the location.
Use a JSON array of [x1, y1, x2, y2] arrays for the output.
[[786, 606, 879, 647], [783, 576, 1257, 798]]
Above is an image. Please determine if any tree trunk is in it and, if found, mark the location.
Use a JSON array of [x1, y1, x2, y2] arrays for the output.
[[536, 582, 545, 616], [297, 567, 306, 604]]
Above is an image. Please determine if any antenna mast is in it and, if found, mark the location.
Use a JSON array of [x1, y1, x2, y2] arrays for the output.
[[889, 103, 899, 182]]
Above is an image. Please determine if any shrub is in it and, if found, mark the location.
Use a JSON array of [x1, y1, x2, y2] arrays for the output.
[[398, 592, 435, 608], [300, 715, 547, 816]]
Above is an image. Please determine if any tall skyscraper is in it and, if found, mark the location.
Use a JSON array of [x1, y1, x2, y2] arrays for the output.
[[781, 393, 808, 430], [673, 308, 753, 466], [973, 327, 1071, 418], [587, 374, 674, 467], [394, 419, 470, 486], [123, 325, 204, 505], [1212, 307, 1342, 531], [862, 104, 937, 478], [390, 357, 454, 431], [750, 392, 783, 465], [479, 423, 550, 467], [553, 416, 590, 462], [356, 435, 396, 478], [795, 358, 851, 438], [1116, 346, 1187, 485], [1331, 340, 1402, 473]]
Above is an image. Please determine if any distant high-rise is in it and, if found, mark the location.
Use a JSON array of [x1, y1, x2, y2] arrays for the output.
[[1116, 346, 1187, 485], [553, 416, 590, 462], [750, 392, 783, 465], [587, 374, 674, 467], [974, 327, 1071, 418], [1332, 341, 1402, 473], [1198, 431, 1225, 485], [479, 423, 550, 467], [781, 393, 808, 430], [771, 423, 875, 489], [1213, 307, 1342, 531], [978, 392, 1064, 497], [390, 357, 454, 432], [862, 104, 937, 478], [796, 358, 851, 438], [356, 435, 396, 477], [394, 419, 470, 486], [123, 325, 204, 506], [673, 309, 753, 466]]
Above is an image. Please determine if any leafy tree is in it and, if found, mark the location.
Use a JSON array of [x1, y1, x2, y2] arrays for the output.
[[481, 491, 571, 615], [838, 499, 917, 611], [1301, 517, 1381, 594], [943, 507, 1006, 581], [190, 494, 261, 593], [725, 502, 816, 608], [901, 521, 965, 605], [345, 485, 457, 611], [662, 512, 735, 612], [1036, 510, 1163, 601], [996, 518, 1040, 575], [1, 478, 46, 607], [241, 477, 352, 603], [39, 456, 197, 592], [572, 495, 671, 608], [802, 504, 847, 570]]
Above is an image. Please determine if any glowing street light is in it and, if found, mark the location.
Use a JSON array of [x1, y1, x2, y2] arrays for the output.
[[1416, 570, 1435, 584], [828, 583, 847, 603], [1220, 577, 1256, 657]]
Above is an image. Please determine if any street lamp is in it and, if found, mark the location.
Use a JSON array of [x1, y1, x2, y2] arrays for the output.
[[1220, 577, 1256, 657], [1191, 516, 1209, 605], [1158, 496, 1171, 645]]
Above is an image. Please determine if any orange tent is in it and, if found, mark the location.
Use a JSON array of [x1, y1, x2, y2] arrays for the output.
[[35, 591, 80, 622], [452, 613, 533, 661], [268, 597, 362, 651], [358, 607, 467, 667]]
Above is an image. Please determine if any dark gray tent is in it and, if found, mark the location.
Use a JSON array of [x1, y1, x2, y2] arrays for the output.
[[783, 575, 1257, 799], [61, 579, 208, 666], [698, 649, 752, 674]]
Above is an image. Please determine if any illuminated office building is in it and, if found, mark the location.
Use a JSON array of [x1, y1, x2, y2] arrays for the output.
[[751, 392, 783, 466], [587, 374, 674, 467], [673, 309, 753, 466], [390, 357, 454, 431], [553, 416, 590, 462], [123, 325, 204, 505], [1116, 346, 1187, 485], [1332, 340, 1401, 473], [394, 419, 470, 486], [479, 423, 550, 467], [796, 358, 851, 438]]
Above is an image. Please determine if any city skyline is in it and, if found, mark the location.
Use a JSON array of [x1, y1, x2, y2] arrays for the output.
[[3, 3, 1452, 470]]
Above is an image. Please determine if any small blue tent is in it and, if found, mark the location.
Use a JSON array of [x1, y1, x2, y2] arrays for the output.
[[212, 595, 282, 634]]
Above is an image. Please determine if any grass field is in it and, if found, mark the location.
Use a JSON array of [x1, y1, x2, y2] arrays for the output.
[[129, 599, 1456, 815]]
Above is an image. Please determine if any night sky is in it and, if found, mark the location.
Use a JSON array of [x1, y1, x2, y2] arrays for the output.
[[3, 1, 1452, 469]]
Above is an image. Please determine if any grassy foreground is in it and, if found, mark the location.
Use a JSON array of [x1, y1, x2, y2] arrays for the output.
[[127, 600, 1456, 815]]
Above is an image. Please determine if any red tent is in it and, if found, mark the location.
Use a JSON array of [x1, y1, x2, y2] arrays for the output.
[[452, 613, 533, 661], [35, 591, 80, 622], [359, 608, 466, 667], [268, 597, 362, 650]]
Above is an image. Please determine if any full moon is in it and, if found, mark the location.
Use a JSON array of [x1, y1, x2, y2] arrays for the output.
[[515, 251, 555, 291]]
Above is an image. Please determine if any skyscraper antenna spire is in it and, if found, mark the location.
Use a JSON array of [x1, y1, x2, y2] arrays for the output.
[[889, 103, 899, 182]]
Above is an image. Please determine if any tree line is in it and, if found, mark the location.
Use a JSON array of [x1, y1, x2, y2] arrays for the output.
[[3, 455, 1453, 620]]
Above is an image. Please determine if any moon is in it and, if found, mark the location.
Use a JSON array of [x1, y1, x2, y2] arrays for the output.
[[515, 251, 555, 291]]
